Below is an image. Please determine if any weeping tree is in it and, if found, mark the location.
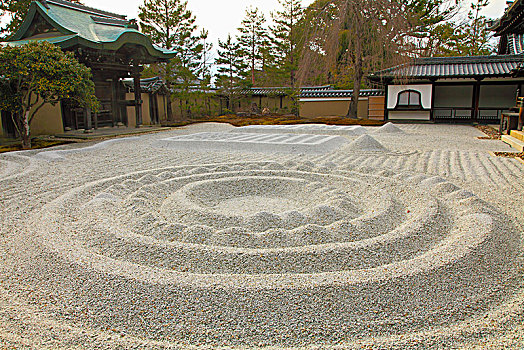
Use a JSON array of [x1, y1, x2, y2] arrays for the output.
[[0, 41, 98, 149], [299, 0, 456, 118]]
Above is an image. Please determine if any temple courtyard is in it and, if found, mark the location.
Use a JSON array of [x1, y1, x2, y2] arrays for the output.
[[0, 122, 523, 349]]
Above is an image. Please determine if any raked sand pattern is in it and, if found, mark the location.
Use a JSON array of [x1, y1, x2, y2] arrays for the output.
[[155, 132, 348, 153], [233, 124, 368, 136], [0, 123, 523, 349]]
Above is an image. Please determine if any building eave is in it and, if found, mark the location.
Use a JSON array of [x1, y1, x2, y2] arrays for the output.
[[4, 0, 175, 62], [369, 55, 524, 83]]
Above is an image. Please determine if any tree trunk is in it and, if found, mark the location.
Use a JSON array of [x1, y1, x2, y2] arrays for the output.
[[347, 52, 363, 119], [348, 80, 361, 119], [179, 99, 184, 120], [166, 84, 174, 121], [230, 93, 236, 114], [21, 111, 31, 149]]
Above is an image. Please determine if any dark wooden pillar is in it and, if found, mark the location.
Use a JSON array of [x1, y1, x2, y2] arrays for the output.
[[84, 108, 93, 133], [111, 77, 121, 126], [384, 84, 389, 121], [472, 79, 482, 122], [163, 94, 168, 121], [430, 79, 436, 122], [133, 70, 143, 127], [519, 98, 524, 131]]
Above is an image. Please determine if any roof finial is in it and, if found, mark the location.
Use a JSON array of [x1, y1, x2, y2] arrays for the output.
[[126, 19, 139, 30], [40, 0, 50, 9]]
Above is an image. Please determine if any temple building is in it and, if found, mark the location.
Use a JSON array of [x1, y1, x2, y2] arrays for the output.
[[0, 0, 175, 137], [221, 86, 385, 120], [369, 1, 524, 124]]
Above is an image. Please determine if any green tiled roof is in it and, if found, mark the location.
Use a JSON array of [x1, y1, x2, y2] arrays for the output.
[[5, 0, 175, 62]]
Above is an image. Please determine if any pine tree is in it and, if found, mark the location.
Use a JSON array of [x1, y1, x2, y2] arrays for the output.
[[270, 0, 304, 114], [214, 35, 248, 113], [399, 0, 461, 57], [237, 7, 269, 86], [139, 0, 206, 119], [411, 0, 495, 57], [199, 29, 213, 83], [446, 0, 495, 56], [196, 29, 214, 116]]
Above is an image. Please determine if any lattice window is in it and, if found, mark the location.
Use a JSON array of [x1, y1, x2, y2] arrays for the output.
[[396, 90, 422, 109]]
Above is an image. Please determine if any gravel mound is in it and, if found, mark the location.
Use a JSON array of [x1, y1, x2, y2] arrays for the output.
[[374, 122, 405, 134], [346, 134, 389, 152]]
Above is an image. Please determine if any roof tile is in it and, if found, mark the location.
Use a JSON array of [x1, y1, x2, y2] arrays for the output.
[[369, 54, 524, 81]]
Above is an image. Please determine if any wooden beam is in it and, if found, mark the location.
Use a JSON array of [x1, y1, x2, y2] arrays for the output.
[[472, 80, 482, 122], [111, 77, 121, 126], [84, 108, 93, 133], [133, 69, 143, 127]]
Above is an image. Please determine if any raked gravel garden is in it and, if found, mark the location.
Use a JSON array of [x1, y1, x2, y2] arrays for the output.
[[0, 122, 523, 349]]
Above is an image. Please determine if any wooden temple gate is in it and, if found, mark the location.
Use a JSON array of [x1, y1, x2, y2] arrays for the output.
[[3, 0, 175, 133]]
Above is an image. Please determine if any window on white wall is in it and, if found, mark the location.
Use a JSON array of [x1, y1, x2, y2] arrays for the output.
[[396, 90, 422, 109]]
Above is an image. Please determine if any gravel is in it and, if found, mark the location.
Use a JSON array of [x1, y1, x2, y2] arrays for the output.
[[373, 122, 405, 134], [154, 132, 348, 154], [0, 122, 523, 349], [346, 134, 389, 152], [233, 124, 368, 136]]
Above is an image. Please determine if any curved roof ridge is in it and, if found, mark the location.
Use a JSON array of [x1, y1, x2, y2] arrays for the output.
[[5, 1, 175, 62], [44, 0, 127, 20]]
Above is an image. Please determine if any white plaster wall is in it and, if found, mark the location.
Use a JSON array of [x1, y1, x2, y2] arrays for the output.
[[387, 84, 432, 109], [388, 111, 431, 121]]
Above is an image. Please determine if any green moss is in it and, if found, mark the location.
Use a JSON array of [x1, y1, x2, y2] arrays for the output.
[[0, 139, 76, 154], [163, 115, 385, 128]]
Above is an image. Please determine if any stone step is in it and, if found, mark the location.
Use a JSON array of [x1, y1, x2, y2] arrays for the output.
[[510, 130, 524, 142], [501, 134, 524, 152]]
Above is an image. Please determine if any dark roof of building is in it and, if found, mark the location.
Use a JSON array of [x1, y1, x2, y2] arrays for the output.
[[244, 86, 383, 98], [123, 77, 167, 94], [247, 86, 332, 96], [4, 0, 175, 62], [300, 89, 383, 98], [490, 0, 524, 36], [368, 54, 524, 82], [502, 33, 524, 54]]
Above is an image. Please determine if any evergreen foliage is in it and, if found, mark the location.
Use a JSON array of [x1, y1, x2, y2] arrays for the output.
[[400, 0, 461, 57], [0, 41, 97, 149], [269, 0, 304, 115], [432, 0, 495, 56], [270, 0, 304, 89], [214, 35, 248, 113], [139, 0, 208, 119], [237, 7, 269, 86]]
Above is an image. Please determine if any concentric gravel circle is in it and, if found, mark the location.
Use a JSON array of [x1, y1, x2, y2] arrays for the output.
[[31, 161, 497, 289]]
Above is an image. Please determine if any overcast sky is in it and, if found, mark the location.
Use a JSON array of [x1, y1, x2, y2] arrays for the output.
[[86, 0, 315, 48], [82, 0, 508, 56]]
